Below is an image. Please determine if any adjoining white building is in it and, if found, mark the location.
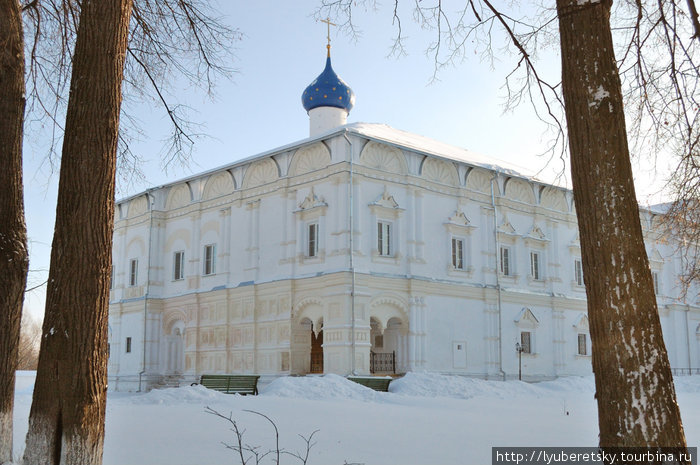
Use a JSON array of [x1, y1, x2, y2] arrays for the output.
[[107, 47, 700, 391]]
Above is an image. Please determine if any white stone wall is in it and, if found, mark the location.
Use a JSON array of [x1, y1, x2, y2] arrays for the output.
[[107, 130, 700, 390]]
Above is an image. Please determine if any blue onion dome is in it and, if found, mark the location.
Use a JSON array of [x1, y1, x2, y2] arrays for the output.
[[302, 53, 355, 113]]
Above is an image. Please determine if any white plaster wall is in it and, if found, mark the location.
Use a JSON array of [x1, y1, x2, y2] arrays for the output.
[[107, 130, 700, 389]]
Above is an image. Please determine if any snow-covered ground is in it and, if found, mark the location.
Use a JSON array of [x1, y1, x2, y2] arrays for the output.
[[11, 371, 700, 464]]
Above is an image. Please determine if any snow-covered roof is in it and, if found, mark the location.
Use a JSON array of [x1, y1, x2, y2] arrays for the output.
[[342, 122, 538, 180], [117, 122, 546, 204]]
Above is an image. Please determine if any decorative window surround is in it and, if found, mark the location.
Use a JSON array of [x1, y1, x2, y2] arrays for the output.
[[649, 247, 664, 296], [573, 314, 591, 357], [573, 258, 584, 288], [294, 186, 328, 220], [568, 233, 581, 253], [370, 187, 403, 264], [515, 308, 539, 355], [497, 215, 519, 244], [444, 210, 475, 276], [522, 224, 549, 247], [368, 186, 404, 219], [294, 187, 328, 264]]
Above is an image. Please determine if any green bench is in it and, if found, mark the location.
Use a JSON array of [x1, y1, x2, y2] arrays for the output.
[[347, 376, 392, 392], [194, 374, 260, 395]]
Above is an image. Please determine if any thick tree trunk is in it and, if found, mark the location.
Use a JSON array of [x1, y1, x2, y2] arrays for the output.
[[557, 0, 687, 452], [22, 0, 133, 463], [0, 1, 29, 463]]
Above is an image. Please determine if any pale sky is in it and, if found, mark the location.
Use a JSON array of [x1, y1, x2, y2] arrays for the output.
[[21, 0, 673, 320]]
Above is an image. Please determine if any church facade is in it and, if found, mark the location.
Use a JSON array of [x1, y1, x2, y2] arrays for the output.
[[107, 51, 700, 391]]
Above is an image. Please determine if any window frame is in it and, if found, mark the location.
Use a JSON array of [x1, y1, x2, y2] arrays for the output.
[[452, 237, 465, 270], [129, 258, 138, 287], [125, 337, 132, 353], [173, 250, 185, 281], [500, 246, 511, 276], [577, 333, 588, 356], [574, 259, 584, 286], [203, 244, 217, 276], [520, 331, 532, 354], [307, 222, 319, 258], [530, 251, 541, 280], [377, 221, 393, 257], [652, 271, 660, 295]]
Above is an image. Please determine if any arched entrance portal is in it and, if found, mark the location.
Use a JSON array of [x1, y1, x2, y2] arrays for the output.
[[369, 295, 409, 374], [310, 320, 324, 373], [370, 317, 405, 373], [291, 300, 324, 375], [165, 320, 185, 375]]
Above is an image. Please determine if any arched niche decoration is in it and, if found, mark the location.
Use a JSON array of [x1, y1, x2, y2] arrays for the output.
[[294, 297, 324, 335], [465, 168, 493, 193], [359, 141, 408, 175], [126, 236, 146, 257], [128, 195, 149, 218], [289, 142, 331, 176], [505, 178, 536, 204], [163, 310, 187, 334], [369, 294, 409, 333], [164, 228, 191, 253], [166, 183, 192, 210], [421, 157, 460, 186], [202, 171, 235, 200], [540, 186, 568, 212], [242, 158, 279, 189]]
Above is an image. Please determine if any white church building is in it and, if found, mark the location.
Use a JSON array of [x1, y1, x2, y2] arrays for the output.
[[107, 47, 700, 391]]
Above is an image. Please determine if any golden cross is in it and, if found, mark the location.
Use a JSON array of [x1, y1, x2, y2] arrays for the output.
[[320, 17, 336, 51]]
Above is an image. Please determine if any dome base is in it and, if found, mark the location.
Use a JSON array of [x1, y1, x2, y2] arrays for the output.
[[309, 106, 348, 137]]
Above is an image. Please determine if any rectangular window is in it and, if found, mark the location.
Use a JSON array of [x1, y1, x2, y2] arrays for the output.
[[125, 337, 132, 353], [574, 259, 584, 286], [452, 238, 464, 270], [110, 270, 114, 290], [520, 331, 531, 354], [578, 333, 588, 355], [203, 244, 216, 276], [129, 259, 138, 287], [308, 223, 319, 257], [652, 271, 660, 295], [530, 251, 540, 280], [173, 251, 185, 281], [500, 247, 510, 276], [377, 221, 392, 256]]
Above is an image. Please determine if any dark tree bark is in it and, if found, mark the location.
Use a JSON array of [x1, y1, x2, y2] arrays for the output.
[[557, 0, 687, 452], [0, 0, 29, 463], [22, 0, 133, 463]]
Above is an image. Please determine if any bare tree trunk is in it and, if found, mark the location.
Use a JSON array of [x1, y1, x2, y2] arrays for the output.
[[557, 0, 687, 452], [23, 0, 133, 463], [0, 0, 29, 463]]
